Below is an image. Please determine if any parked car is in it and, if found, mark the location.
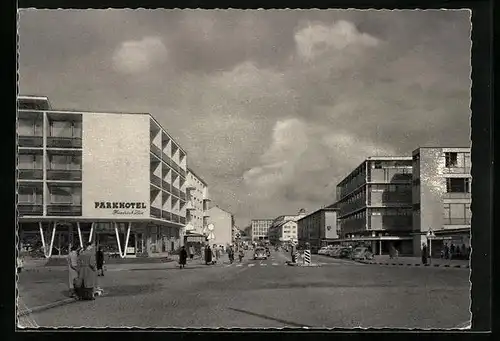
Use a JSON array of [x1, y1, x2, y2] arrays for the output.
[[318, 247, 329, 255], [351, 247, 374, 260], [327, 247, 341, 257], [265, 247, 271, 257], [253, 247, 268, 260], [338, 248, 353, 259]]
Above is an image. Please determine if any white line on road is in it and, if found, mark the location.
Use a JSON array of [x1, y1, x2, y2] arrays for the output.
[[236, 264, 243, 267], [248, 264, 255, 267], [272, 263, 279, 266], [260, 263, 267, 266]]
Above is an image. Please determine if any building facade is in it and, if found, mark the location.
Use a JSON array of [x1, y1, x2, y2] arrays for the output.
[[250, 219, 274, 241], [268, 210, 307, 245], [335, 157, 414, 255], [297, 208, 339, 250], [411, 147, 471, 257], [17, 95, 192, 258], [185, 168, 210, 236], [206, 206, 233, 247]]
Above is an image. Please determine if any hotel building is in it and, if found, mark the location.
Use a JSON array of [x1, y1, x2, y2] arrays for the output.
[[17, 95, 193, 258], [297, 208, 339, 250], [185, 168, 210, 236], [411, 147, 471, 256], [334, 157, 414, 255], [250, 219, 274, 241]]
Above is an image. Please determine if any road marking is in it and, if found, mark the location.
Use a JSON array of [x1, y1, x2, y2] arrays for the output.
[[236, 264, 243, 267], [248, 264, 255, 267], [260, 263, 267, 266]]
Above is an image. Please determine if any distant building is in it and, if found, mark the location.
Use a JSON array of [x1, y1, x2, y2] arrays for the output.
[[334, 157, 414, 255], [297, 208, 339, 250], [411, 147, 471, 257], [250, 219, 274, 241], [207, 206, 233, 246], [268, 209, 308, 245]]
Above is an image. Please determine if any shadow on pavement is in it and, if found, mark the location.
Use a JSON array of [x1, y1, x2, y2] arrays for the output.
[[228, 307, 312, 328], [103, 283, 161, 297], [129, 266, 213, 271]]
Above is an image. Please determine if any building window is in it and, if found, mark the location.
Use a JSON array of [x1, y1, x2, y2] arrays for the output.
[[18, 186, 36, 203], [445, 152, 458, 168], [446, 178, 470, 193], [50, 186, 80, 204]]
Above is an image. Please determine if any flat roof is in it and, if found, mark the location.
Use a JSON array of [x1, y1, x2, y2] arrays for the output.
[[187, 167, 208, 186], [297, 207, 339, 222]]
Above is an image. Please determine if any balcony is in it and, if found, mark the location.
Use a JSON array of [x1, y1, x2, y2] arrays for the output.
[[47, 204, 82, 216], [443, 192, 471, 199], [18, 136, 43, 148], [171, 187, 180, 198], [180, 216, 186, 224], [150, 144, 162, 159], [178, 168, 186, 178], [171, 214, 180, 223], [163, 155, 172, 167], [18, 169, 43, 180], [443, 166, 471, 175], [47, 169, 82, 181], [17, 204, 43, 216], [179, 192, 186, 201], [443, 218, 471, 226], [47, 136, 82, 149], [162, 210, 171, 221], [150, 206, 162, 219], [161, 179, 171, 190], [186, 201, 196, 210], [150, 174, 162, 188]]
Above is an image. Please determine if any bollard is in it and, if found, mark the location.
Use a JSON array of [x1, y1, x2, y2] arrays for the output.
[[304, 249, 311, 265]]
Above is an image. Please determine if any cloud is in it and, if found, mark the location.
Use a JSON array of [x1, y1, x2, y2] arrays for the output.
[[112, 36, 168, 74], [294, 20, 379, 61]]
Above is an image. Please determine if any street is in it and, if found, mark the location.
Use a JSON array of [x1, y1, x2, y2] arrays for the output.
[[18, 250, 470, 329]]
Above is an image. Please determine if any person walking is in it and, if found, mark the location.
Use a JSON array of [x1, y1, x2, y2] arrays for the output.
[[205, 245, 212, 265], [76, 242, 97, 300], [67, 245, 79, 298], [96, 246, 105, 277], [188, 245, 195, 261], [215, 245, 221, 262], [212, 244, 217, 264], [228, 245, 235, 264], [421, 243, 428, 265], [179, 246, 188, 269], [238, 248, 244, 263]]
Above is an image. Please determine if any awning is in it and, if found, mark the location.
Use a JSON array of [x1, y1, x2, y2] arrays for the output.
[[330, 236, 413, 242]]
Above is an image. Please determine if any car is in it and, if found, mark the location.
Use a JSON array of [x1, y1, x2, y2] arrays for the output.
[[327, 247, 341, 257], [253, 247, 268, 260], [351, 247, 374, 260], [317, 247, 329, 255], [265, 247, 271, 257], [338, 248, 353, 259]]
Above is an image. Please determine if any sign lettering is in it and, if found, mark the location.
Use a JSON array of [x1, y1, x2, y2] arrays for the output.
[[94, 201, 147, 215]]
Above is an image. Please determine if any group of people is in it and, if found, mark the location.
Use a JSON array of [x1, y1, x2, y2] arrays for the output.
[[441, 243, 471, 260], [177, 243, 245, 267], [67, 242, 105, 300]]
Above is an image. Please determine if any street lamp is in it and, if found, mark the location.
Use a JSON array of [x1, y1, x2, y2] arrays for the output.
[[426, 228, 435, 265]]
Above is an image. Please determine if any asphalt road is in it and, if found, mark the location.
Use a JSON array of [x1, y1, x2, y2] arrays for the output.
[[18, 250, 471, 329]]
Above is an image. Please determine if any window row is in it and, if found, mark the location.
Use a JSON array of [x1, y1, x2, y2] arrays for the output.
[[18, 119, 82, 138]]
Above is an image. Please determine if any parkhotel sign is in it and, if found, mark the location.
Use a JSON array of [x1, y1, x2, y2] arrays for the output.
[[94, 201, 147, 215]]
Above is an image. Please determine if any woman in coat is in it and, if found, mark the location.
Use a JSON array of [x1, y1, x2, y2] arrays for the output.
[[76, 242, 97, 300], [179, 246, 188, 269], [205, 245, 212, 265], [67, 245, 79, 297]]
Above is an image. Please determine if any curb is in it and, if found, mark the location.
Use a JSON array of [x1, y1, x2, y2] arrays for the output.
[[357, 260, 470, 269], [21, 259, 176, 273], [17, 297, 76, 317]]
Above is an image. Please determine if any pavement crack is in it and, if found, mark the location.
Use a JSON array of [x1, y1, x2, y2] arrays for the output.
[[228, 307, 313, 328]]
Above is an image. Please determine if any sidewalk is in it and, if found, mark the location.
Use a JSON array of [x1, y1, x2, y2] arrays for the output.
[[358, 255, 470, 269]]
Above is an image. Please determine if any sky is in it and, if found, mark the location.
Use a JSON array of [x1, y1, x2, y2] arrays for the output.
[[18, 9, 472, 228]]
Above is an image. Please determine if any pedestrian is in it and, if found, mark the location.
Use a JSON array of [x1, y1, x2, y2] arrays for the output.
[[443, 244, 449, 260], [215, 245, 221, 262], [461, 244, 466, 260], [228, 245, 234, 264], [75, 242, 97, 300], [179, 246, 188, 269], [238, 248, 244, 263], [67, 245, 79, 298], [96, 246, 105, 277], [205, 245, 212, 265], [450, 244, 455, 260], [212, 244, 217, 264], [188, 245, 195, 260], [421, 243, 428, 265]]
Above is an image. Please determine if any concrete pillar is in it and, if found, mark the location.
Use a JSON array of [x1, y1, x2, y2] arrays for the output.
[[379, 240, 382, 255]]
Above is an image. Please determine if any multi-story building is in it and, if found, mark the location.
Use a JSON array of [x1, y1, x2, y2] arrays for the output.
[[17, 95, 191, 258], [250, 219, 274, 241], [185, 168, 210, 235], [297, 208, 339, 250], [411, 147, 471, 257], [206, 206, 234, 247], [334, 157, 414, 255], [268, 210, 307, 245]]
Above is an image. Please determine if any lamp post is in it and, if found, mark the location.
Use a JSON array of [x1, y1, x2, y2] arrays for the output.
[[426, 228, 435, 265]]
